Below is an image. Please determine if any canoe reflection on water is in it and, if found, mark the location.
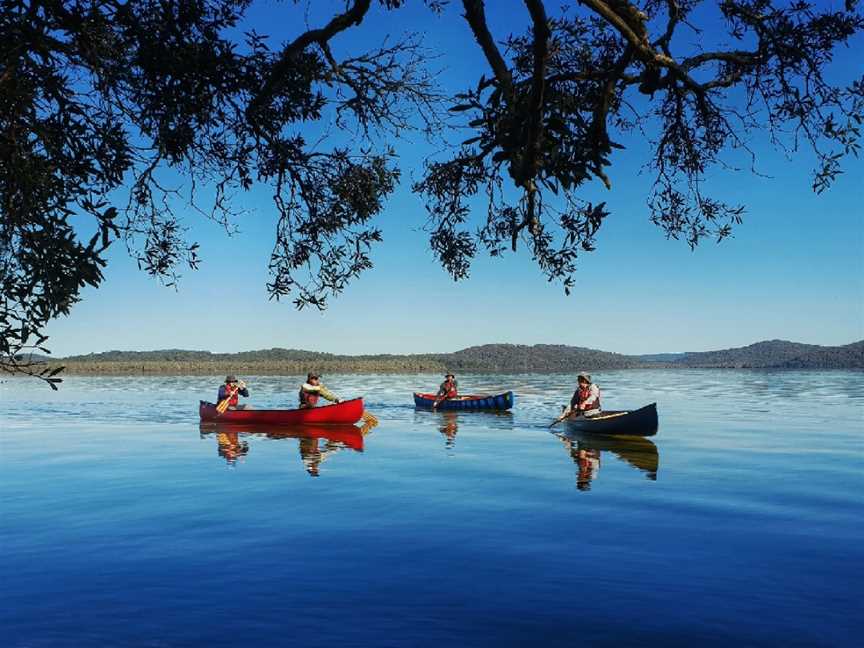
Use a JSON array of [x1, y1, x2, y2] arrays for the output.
[[199, 419, 377, 476], [421, 411, 514, 450], [556, 432, 659, 491]]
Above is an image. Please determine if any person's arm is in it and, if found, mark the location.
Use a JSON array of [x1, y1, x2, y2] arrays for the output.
[[433, 382, 448, 409], [237, 381, 250, 398], [570, 390, 580, 409], [316, 384, 339, 403]]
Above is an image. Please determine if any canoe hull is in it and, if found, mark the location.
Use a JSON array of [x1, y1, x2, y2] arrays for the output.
[[563, 403, 658, 437], [413, 391, 514, 411], [199, 398, 364, 425]]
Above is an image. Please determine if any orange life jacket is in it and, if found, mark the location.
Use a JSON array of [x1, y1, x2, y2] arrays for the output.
[[219, 384, 239, 407], [440, 380, 457, 398]]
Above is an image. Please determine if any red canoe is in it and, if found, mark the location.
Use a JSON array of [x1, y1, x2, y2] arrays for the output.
[[199, 398, 364, 425]]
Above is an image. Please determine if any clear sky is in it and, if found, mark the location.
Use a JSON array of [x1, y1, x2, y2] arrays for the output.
[[45, 1, 864, 357]]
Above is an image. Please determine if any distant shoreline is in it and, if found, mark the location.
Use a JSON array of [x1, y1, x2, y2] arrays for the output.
[[20, 338, 863, 374], [33, 365, 864, 377]]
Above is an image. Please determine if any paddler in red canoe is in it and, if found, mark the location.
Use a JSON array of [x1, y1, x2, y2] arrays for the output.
[[432, 373, 458, 410], [299, 373, 342, 408], [217, 375, 251, 410]]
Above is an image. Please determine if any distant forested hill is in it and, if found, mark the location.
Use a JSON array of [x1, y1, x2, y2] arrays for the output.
[[433, 344, 642, 372], [773, 341, 864, 369], [39, 339, 863, 374], [675, 340, 864, 369]]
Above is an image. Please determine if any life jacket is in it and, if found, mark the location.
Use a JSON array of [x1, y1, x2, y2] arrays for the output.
[[299, 385, 319, 408], [219, 384, 239, 407], [577, 384, 601, 411], [441, 380, 457, 398]]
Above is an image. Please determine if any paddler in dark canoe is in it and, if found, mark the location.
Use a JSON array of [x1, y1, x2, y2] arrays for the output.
[[568, 372, 602, 418], [549, 373, 659, 436], [550, 372, 601, 425]]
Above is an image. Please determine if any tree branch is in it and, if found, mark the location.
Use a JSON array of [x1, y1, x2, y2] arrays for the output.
[[461, 0, 514, 95], [520, 0, 551, 235], [251, 0, 373, 113]]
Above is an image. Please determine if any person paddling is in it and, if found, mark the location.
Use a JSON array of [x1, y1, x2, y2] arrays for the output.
[[432, 373, 458, 410], [299, 373, 341, 408], [569, 372, 601, 418], [550, 372, 601, 426], [217, 375, 250, 411]]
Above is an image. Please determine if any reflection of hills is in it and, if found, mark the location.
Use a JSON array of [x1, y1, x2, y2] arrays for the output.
[[199, 421, 376, 475], [558, 433, 659, 490]]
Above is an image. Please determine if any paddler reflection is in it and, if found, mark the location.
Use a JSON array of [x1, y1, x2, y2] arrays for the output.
[[200, 418, 377, 475], [299, 436, 342, 477], [557, 433, 659, 491], [216, 430, 250, 466], [439, 412, 459, 449], [426, 411, 514, 451]]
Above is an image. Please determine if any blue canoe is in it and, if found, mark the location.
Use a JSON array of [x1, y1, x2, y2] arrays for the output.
[[413, 391, 515, 411]]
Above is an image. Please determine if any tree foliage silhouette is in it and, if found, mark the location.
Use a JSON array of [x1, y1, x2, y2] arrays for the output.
[[2, 0, 861, 384]]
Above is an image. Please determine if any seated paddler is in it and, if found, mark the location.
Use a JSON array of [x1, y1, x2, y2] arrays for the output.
[[299, 373, 341, 408], [218, 375, 250, 410], [567, 372, 601, 418], [432, 373, 458, 410]]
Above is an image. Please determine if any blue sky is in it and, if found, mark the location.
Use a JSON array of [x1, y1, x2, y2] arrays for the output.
[[45, 1, 864, 356]]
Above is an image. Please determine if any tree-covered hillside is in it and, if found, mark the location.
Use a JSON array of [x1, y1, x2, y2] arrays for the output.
[[37, 340, 864, 375]]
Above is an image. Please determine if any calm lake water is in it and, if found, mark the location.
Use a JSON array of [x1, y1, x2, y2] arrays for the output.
[[2, 371, 862, 647]]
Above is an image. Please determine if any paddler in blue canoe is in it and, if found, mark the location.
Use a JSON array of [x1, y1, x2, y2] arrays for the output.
[[432, 373, 458, 410], [217, 375, 251, 411], [299, 373, 342, 408]]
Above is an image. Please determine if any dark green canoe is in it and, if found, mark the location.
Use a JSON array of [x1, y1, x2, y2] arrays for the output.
[[564, 403, 658, 436]]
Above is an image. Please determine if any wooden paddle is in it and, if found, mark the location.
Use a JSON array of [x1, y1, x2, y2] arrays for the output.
[[431, 390, 447, 410], [361, 410, 379, 426], [216, 383, 242, 415], [549, 405, 571, 428]]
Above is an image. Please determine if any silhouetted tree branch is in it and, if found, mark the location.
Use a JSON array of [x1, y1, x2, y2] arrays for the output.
[[1, 0, 443, 382], [415, 0, 862, 288], [2, 0, 862, 384]]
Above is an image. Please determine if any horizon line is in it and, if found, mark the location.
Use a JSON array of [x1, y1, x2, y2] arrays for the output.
[[38, 337, 864, 360]]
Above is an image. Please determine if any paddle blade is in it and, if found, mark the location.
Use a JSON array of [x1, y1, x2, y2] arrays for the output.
[[361, 410, 379, 426], [360, 411, 379, 435]]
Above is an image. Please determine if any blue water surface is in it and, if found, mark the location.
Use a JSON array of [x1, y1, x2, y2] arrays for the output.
[[1, 371, 862, 647]]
